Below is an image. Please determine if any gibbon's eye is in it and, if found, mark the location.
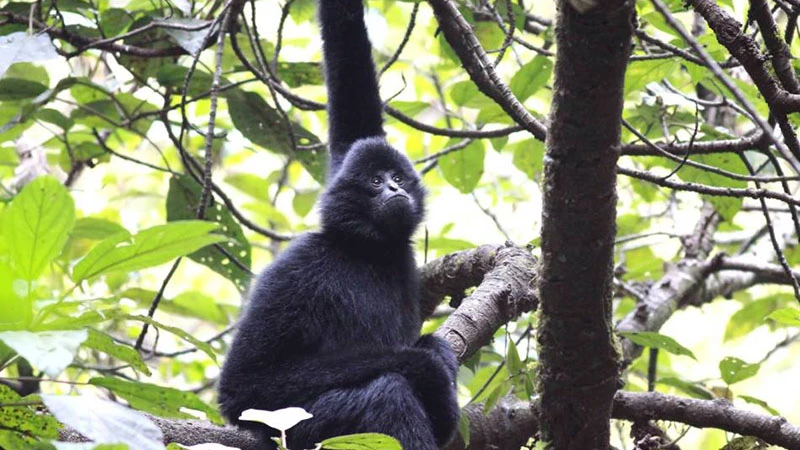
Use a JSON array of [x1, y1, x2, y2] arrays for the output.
[[392, 174, 404, 184], [371, 176, 383, 186]]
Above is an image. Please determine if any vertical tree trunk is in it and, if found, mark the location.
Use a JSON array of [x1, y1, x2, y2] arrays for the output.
[[536, 0, 634, 448]]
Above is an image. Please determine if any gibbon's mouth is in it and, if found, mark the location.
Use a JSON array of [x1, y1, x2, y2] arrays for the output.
[[382, 194, 410, 206]]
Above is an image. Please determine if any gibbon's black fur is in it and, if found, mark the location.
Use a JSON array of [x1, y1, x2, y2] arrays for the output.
[[217, 0, 460, 448]]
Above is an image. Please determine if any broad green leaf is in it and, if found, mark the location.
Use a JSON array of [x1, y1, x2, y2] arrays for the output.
[[125, 315, 217, 362], [0, 329, 88, 377], [42, 394, 163, 450], [623, 247, 664, 279], [768, 307, 800, 326], [724, 297, 781, 341], [89, 377, 222, 424], [439, 140, 485, 193], [321, 433, 402, 450], [450, 81, 494, 109], [166, 176, 252, 291], [99, 8, 133, 36], [739, 395, 780, 415], [72, 221, 224, 282], [292, 190, 319, 217], [156, 64, 216, 97], [619, 331, 696, 359], [71, 217, 128, 240], [3, 176, 75, 280], [719, 356, 760, 385], [0, 78, 48, 101], [227, 90, 320, 154], [0, 385, 60, 440], [83, 329, 151, 376], [624, 59, 680, 96], [0, 260, 31, 328], [509, 55, 553, 102], [509, 139, 544, 181], [35, 108, 74, 130], [121, 288, 230, 325]]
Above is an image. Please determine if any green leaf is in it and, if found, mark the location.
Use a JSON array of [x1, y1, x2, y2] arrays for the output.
[[125, 315, 217, 362], [276, 62, 323, 87], [506, 338, 522, 374], [71, 217, 128, 240], [719, 356, 760, 385], [89, 377, 223, 424], [42, 394, 163, 450], [121, 288, 231, 325], [439, 140, 485, 193], [83, 329, 151, 376], [509, 55, 553, 102], [35, 108, 74, 130], [676, 154, 748, 220], [166, 176, 252, 291], [2, 176, 75, 280], [767, 307, 800, 326], [227, 90, 320, 153], [0, 329, 88, 377], [509, 139, 544, 181], [321, 433, 402, 450], [292, 190, 318, 217], [72, 221, 224, 282], [739, 395, 780, 416], [0, 385, 60, 440], [619, 331, 696, 359], [458, 414, 470, 447], [99, 8, 133, 36], [0, 78, 48, 101], [724, 297, 781, 341]]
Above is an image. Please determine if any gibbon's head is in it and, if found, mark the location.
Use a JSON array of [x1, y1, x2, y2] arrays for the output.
[[320, 137, 425, 243]]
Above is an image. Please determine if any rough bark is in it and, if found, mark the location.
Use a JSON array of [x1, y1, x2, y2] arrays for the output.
[[535, 0, 634, 447]]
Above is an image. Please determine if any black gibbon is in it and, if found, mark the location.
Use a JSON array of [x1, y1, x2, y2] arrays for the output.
[[217, 1, 460, 449]]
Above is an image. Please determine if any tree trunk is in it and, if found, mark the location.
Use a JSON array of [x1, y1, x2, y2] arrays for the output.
[[535, 0, 634, 448]]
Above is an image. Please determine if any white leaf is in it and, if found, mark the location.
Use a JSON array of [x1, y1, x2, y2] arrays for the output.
[[0, 329, 87, 378], [42, 394, 164, 450], [0, 32, 60, 77], [162, 19, 212, 56], [239, 407, 313, 431]]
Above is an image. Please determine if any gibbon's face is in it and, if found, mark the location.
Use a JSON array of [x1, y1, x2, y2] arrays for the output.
[[320, 137, 425, 241]]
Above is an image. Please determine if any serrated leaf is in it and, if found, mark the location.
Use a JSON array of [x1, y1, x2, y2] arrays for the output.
[[89, 377, 222, 424], [767, 307, 800, 326], [83, 329, 151, 375], [72, 221, 224, 282], [321, 433, 402, 450], [125, 315, 217, 362], [619, 331, 696, 359], [3, 176, 75, 280], [42, 394, 163, 450], [166, 176, 251, 291], [0, 385, 60, 439], [0, 329, 87, 377], [439, 140, 485, 193], [509, 55, 553, 102], [719, 357, 760, 385]]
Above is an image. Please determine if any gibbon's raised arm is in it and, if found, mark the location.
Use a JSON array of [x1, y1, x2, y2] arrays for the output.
[[319, 0, 385, 174]]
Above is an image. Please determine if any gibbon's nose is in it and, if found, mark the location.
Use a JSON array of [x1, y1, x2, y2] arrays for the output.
[[388, 181, 400, 192]]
